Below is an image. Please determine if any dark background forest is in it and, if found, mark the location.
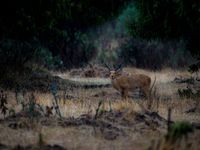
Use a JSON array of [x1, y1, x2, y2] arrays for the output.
[[0, 0, 200, 77], [1, 1, 200, 149]]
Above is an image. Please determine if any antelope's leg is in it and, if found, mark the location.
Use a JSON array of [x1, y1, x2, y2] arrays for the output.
[[141, 86, 149, 98], [121, 89, 128, 100], [121, 90, 125, 98]]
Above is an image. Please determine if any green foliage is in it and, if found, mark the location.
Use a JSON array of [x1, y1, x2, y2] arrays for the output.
[[34, 47, 63, 70], [128, 0, 200, 39], [61, 31, 96, 68], [0, 38, 61, 72], [178, 87, 200, 99], [119, 38, 193, 69], [166, 121, 193, 141], [94, 100, 103, 119], [0, 0, 130, 71], [126, 0, 200, 68], [178, 88, 193, 99], [0, 0, 130, 39], [0, 38, 38, 69], [116, 3, 139, 35], [97, 49, 118, 65]]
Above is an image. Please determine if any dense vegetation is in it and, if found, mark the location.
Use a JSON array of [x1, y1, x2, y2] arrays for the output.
[[123, 0, 200, 70], [0, 0, 129, 71], [0, 0, 200, 74]]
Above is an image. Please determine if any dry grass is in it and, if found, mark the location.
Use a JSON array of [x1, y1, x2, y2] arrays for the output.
[[0, 123, 161, 150], [0, 67, 200, 150]]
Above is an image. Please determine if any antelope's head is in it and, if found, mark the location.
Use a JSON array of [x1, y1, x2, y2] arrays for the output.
[[104, 63, 123, 80], [110, 70, 122, 79]]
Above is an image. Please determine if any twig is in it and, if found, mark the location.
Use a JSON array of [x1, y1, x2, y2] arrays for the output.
[[167, 108, 172, 133]]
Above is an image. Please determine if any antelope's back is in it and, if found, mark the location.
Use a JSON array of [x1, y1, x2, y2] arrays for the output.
[[127, 74, 151, 87], [138, 73, 151, 84]]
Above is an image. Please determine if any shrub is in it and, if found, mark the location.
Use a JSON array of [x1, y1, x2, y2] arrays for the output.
[[0, 38, 62, 71], [60, 31, 96, 69], [118, 38, 193, 70], [116, 3, 139, 36], [178, 88, 200, 99], [166, 121, 193, 141], [125, 0, 200, 70], [0, 38, 38, 70], [33, 47, 63, 70]]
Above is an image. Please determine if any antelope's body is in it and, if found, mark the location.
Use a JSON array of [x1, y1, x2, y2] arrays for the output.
[[110, 71, 151, 98]]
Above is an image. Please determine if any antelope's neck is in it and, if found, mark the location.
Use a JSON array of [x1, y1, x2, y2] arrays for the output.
[[111, 76, 119, 83]]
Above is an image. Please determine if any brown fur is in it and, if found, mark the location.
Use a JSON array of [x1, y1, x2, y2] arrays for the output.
[[110, 70, 151, 98]]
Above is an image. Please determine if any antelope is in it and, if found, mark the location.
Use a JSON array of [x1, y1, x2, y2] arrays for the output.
[[105, 64, 151, 99]]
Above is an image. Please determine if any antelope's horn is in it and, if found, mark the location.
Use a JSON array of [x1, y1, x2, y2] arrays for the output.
[[104, 63, 111, 71], [114, 63, 123, 71]]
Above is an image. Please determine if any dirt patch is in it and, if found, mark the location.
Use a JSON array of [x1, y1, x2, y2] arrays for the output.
[[2, 109, 169, 137], [0, 70, 77, 92], [0, 71, 112, 93], [0, 110, 169, 149]]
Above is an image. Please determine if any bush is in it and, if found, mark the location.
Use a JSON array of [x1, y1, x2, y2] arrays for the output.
[[125, 0, 200, 70], [60, 31, 96, 69], [118, 38, 193, 70], [116, 3, 139, 36], [0, 38, 63, 71], [96, 48, 118, 65], [0, 0, 131, 70], [0, 38, 38, 70], [166, 121, 193, 141], [33, 47, 63, 70]]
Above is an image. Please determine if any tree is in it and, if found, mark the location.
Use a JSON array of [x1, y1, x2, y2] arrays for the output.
[[126, 0, 200, 62], [0, 0, 131, 69]]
